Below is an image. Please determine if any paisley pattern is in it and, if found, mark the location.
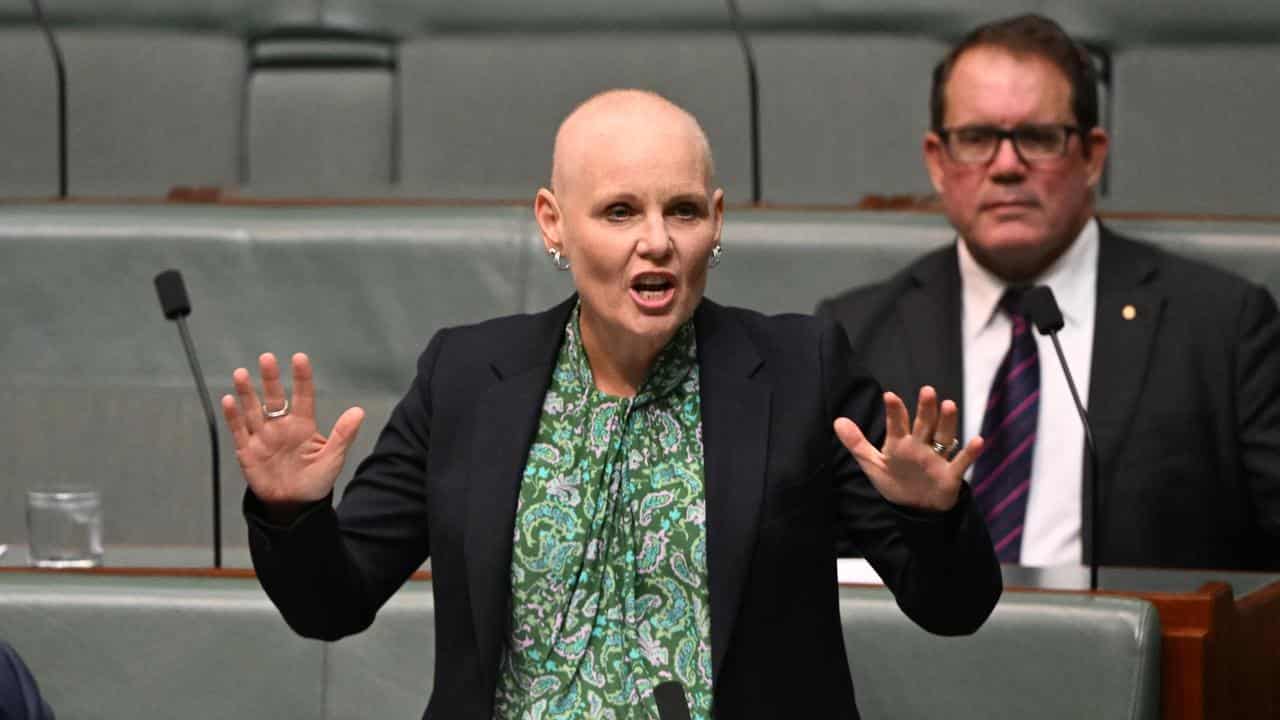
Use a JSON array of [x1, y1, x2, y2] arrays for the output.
[[494, 305, 712, 719]]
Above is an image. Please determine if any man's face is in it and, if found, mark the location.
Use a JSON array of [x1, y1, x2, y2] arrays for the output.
[[924, 46, 1109, 281], [537, 106, 723, 351]]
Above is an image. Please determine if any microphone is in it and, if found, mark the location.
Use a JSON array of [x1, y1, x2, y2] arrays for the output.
[[1022, 285, 1101, 591], [154, 270, 222, 568], [653, 681, 692, 720], [28, 0, 67, 198], [723, 0, 761, 203]]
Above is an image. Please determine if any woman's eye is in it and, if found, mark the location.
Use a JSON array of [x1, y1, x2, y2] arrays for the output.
[[671, 203, 700, 219], [604, 205, 633, 221]]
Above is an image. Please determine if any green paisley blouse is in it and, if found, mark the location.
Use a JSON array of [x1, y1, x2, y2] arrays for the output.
[[492, 304, 713, 719]]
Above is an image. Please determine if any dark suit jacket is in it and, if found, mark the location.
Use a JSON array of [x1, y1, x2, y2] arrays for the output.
[[246, 297, 1001, 718], [0, 641, 55, 720], [817, 224, 1280, 571]]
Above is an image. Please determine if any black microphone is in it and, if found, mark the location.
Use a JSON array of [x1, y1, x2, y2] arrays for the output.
[[1022, 285, 1101, 591], [28, 0, 67, 198], [723, 0, 761, 204], [653, 681, 692, 720], [154, 270, 222, 568]]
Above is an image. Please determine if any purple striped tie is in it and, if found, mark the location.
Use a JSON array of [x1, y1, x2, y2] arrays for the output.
[[971, 287, 1039, 563]]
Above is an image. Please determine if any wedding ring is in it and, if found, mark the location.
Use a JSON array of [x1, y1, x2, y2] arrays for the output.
[[931, 437, 960, 457], [262, 398, 291, 420]]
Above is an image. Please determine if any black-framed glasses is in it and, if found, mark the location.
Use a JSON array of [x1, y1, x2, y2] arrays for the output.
[[937, 124, 1082, 165]]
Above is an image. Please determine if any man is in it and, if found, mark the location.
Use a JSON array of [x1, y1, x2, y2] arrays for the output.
[[819, 14, 1280, 570]]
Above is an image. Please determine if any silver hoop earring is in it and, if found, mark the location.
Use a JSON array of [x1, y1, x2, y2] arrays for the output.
[[547, 246, 570, 271], [708, 243, 723, 268]]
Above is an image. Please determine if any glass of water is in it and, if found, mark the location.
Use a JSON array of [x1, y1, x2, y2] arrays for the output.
[[26, 487, 103, 568]]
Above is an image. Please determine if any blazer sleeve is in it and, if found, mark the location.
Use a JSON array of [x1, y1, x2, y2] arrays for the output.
[[244, 329, 446, 641], [1235, 284, 1280, 549], [822, 318, 1002, 636]]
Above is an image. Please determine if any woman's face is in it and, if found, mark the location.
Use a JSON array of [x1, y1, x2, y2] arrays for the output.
[[537, 109, 723, 354]]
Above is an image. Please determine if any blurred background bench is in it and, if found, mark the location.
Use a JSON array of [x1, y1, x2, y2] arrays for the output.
[[5, 205, 1280, 556], [1, 0, 1277, 213]]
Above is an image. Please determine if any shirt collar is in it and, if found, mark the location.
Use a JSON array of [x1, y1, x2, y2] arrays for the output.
[[959, 217, 1099, 341]]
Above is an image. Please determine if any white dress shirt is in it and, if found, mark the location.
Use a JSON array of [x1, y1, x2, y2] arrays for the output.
[[958, 219, 1098, 567]]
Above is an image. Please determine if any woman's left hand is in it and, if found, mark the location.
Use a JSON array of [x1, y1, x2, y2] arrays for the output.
[[834, 386, 984, 512]]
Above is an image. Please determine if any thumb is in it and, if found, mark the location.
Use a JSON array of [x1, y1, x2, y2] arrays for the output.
[[326, 406, 366, 455]]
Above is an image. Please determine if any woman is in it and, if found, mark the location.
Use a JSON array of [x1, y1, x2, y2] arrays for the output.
[[224, 90, 1001, 719]]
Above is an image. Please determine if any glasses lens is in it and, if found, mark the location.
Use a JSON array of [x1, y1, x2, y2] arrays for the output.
[[948, 127, 999, 164], [1013, 126, 1069, 160]]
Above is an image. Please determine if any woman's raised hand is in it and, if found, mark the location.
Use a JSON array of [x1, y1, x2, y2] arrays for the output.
[[834, 386, 983, 512], [222, 353, 365, 514]]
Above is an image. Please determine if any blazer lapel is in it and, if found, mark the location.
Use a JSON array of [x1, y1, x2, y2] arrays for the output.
[[464, 297, 575, 663], [1084, 225, 1164, 558], [898, 246, 965, 426], [694, 300, 770, 684]]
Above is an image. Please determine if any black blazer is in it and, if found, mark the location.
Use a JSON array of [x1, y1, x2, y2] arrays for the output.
[[247, 297, 1001, 718], [817, 224, 1280, 571]]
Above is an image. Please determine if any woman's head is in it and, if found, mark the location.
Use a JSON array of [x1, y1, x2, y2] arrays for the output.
[[535, 90, 723, 368]]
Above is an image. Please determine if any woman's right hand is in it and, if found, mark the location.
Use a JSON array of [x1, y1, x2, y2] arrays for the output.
[[222, 352, 365, 520]]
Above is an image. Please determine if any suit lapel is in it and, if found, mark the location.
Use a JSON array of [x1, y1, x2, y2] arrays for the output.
[[694, 300, 770, 684], [1084, 225, 1164, 558], [898, 246, 965, 426], [463, 297, 575, 663]]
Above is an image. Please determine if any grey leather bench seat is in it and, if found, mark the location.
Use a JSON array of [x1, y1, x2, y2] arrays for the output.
[[5, 205, 1280, 562], [0, 572, 1160, 719]]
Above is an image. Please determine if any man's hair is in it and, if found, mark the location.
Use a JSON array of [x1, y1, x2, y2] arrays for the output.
[[929, 14, 1099, 134]]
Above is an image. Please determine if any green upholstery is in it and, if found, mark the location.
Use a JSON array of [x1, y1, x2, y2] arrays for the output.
[[4, 205, 1280, 562], [395, 30, 754, 202], [841, 586, 1161, 720], [0, 573, 326, 719], [0, 204, 529, 551], [2, 1, 1280, 207], [0, 29, 57, 197], [0, 572, 1160, 719]]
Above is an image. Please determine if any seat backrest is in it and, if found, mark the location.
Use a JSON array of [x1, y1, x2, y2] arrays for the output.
[[0, 574, 1162, 720], [394, 0, 752, 202], [1106, 44, 1280, 216], [0, 204, 530, 550], [840, 585, 1162, 720], [244, 38, 399, 197], [5, 205, 1280, 559], [0, 573, 327, 720]]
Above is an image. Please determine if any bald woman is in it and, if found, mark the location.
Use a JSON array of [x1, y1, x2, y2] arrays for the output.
[[226, 90, 1000, 719]]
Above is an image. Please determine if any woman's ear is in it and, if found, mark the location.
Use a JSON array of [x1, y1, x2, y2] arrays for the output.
[[535, 187, 563, 254]]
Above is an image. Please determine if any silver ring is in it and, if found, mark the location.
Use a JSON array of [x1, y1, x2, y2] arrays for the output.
[[931, 437, 960, 457], [262, 398, 290, 420]]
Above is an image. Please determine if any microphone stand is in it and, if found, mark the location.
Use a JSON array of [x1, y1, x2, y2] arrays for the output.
[[29, 0, 67, 198], [173, 316, 222, 569], [1043, 334, 1100, 591]]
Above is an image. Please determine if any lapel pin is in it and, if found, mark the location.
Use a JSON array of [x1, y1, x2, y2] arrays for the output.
[[1122, 304, 1137, 321]]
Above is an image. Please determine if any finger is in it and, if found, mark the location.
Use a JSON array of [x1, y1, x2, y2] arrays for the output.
[[291, 353, 315, 421], [949, 436, 986, 477], [834, 417, 880, 466], [934, 398, 959, 447], [233, 366, 264, 433], [912, 385, 939, 443], [259, 353, 288, 416], [220, 394, 250, 450], [882, 392, 911, 440], [325, 407, 366, 458]]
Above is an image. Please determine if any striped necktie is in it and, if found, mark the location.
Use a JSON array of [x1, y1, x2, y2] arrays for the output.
[[971, 287, 1039, 563]]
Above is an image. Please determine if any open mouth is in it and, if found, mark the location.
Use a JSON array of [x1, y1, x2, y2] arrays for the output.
[[630, 273, 677, 310]]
